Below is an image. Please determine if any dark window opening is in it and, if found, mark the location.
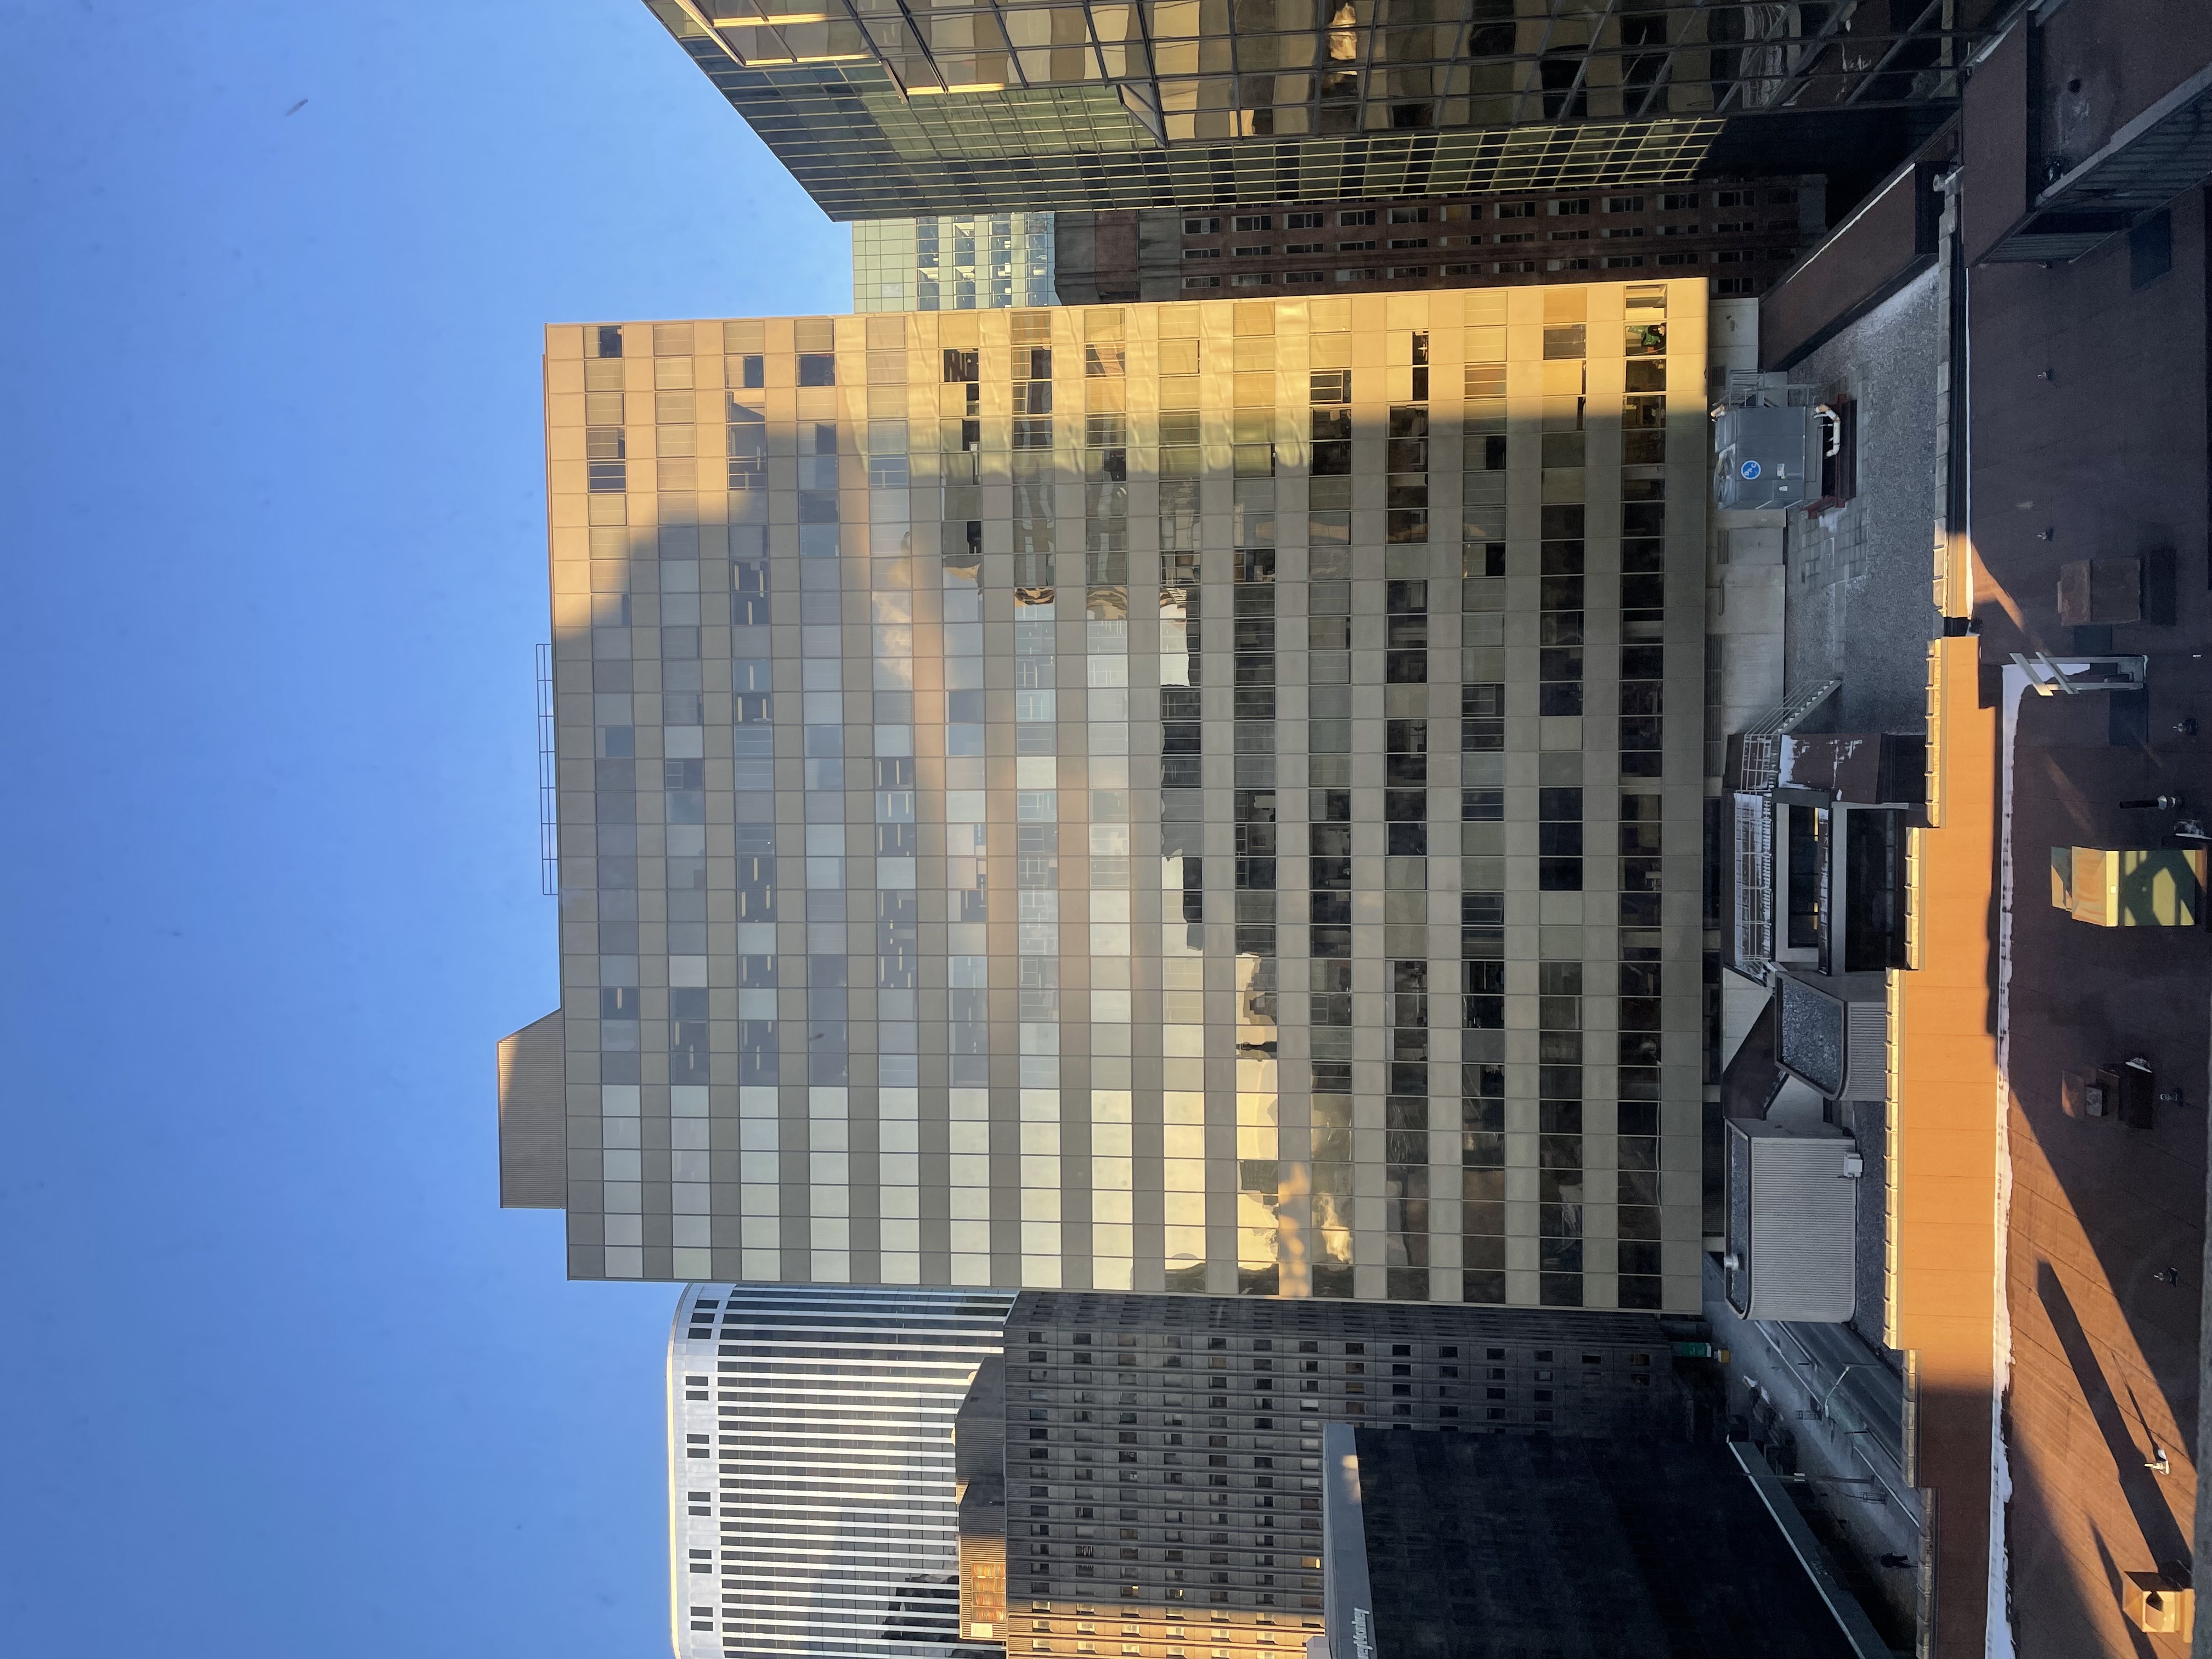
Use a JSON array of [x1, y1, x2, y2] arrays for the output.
[[1818, 397, 1857, 505], [2130, 209, 2172, 289], [1843, 810, 1906, 971], [1786, 805, 1825, 950]]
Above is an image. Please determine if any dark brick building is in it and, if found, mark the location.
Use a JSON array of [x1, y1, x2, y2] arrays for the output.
[[1057, 177, 1824, 304], [963, 1291, 1717, 1659]]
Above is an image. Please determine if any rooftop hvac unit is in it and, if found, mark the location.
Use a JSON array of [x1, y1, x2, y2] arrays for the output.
[[1723, 1119, 1859, 1322], [1711, 375, 1841, 511], [1713, 404, 1814, 510]]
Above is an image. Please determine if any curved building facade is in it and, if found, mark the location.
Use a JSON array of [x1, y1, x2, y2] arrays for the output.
[[670, 1283, 1014, 1659]]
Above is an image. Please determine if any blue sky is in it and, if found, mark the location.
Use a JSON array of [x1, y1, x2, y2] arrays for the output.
[[0, 5, 844, 1654]]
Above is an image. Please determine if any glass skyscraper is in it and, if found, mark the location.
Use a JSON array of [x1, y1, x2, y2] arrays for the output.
[[632, 0, 1972, 218], [670, 1283, 1013, 1658], [505, 283, 1707, 1314], [854, 214, 1057, 313]]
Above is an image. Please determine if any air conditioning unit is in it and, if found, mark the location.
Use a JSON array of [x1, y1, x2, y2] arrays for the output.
[[1723, 1118, 1859, 1322], [1713, 404, 1814, 510]]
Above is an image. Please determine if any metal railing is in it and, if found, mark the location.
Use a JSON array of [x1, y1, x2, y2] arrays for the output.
[[1733, 790, 1774, 970], [535, 644, 558, 896], [1735, 676, 1843, 792]]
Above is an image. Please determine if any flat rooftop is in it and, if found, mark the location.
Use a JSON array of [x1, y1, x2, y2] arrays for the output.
[[1351, 1427, 1865, 1659]]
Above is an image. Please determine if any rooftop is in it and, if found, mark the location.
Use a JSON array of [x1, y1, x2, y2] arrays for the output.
[[1351, 1428, 1870, 1659]]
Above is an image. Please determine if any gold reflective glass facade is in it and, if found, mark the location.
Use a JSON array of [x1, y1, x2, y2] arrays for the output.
[[641, 0, 1968, 217], [543, 284, 1705, 1312], [855, 213, 1058, 312]]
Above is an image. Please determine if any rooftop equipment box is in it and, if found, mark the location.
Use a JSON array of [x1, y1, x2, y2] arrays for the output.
[[1724, 1118, 1858, 1322], [1713, 404, 1814, 510]]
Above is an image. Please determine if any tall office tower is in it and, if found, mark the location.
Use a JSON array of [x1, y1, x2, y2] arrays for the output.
[[1053, 176, 1824, 303], [669, 1282, 1013, 1659], [960, 1290, 1708, 1659], [500, 283, 1708, 1311], [632, 0, 1982, 218], [855, 215, 1058, 314]]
